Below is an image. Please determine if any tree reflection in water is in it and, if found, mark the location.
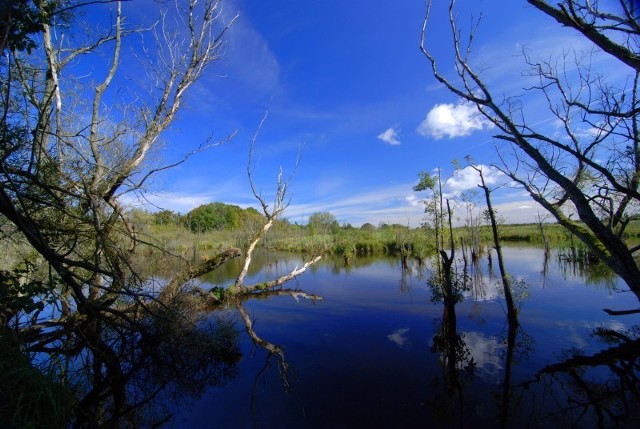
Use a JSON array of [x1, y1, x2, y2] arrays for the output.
[[426, 242, 475, 428], [2, 245, 321, 428], [147, 246, 640, 429], [425, 239, 538, 429], [79, 312, 241, 428], [13, 297, 243, 428], [500, 249, 639, 429], [428, 286, 475, 428], [530, 326, 640, 428], [427, 275, 530, 429], [497, 312, 533, 429]]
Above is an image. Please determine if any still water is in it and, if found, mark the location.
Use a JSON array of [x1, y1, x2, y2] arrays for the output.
[[170, 246, 640, 428]]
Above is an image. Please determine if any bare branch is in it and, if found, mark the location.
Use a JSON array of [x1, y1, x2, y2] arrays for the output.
[[235, 113, 302, 290], [236, 303, 289, 388], [421, 0, 640, 300], [528, 0, 640, 70], [241, 256, 323, 294]]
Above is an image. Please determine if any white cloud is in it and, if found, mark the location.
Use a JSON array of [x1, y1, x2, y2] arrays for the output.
[[417, 101, 493, 139], [387, 328, 410, 348], [405, 194, 420, 207], [463, 332, 503, 377], [213, 3, 281, 95], [377, 127, 401, 145], [445, 165, 505, 194]]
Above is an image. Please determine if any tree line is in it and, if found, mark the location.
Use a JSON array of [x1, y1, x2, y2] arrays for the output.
[[148, 203, 418, 235]]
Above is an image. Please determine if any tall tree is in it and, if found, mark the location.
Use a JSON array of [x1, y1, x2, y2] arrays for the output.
[[1, 0, 237, 304], [421, 0, 640, 305], [0, 1, 243, 425], [471, 164, 517, 323], [414, 169, 450, 280]]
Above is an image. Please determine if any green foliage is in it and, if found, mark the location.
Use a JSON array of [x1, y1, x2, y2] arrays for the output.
[[413, 171, 437, 193], [0, 1, 70, 54], [154, 209, 180, 226], [427, 268, 468, 304], [360, 223, 376, 231], [378, 223, 409, 231], [308, 212, 340, 235], [0, 261, 59, 330], [185, 203, 265, 233], [134, 204, 610, 265], [496, 223, 568, 243]]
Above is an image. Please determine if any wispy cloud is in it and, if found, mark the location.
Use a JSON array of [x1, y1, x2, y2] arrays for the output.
[[284, 182, 425, 226], [377, 127, 401, 145], [405, 194, 420, 207], [212, 3, 281, 96], [122, 191, 219, 213], [121, 174, 254, 214], [417, 101, 493, 139], [124, 174, 546, 227]]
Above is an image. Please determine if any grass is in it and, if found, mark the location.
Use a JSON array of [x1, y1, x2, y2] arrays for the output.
[[0, 334, 74, 429], [142, 221, 566, 261]]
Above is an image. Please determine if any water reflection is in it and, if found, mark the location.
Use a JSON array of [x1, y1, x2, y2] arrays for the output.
[[499, 317, 519, 429], [428, 285, 475, 428], [68, 310, 240, 428], [556, 246, 618, 287], [531, 326, 640, 428], [108, 246, 640, 428], [425, 248, 533, 429]]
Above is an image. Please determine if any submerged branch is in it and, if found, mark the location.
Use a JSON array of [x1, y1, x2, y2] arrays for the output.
[[603, 308, 640, 316]]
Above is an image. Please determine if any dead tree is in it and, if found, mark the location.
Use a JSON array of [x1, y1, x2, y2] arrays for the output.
[[421, 0, 640, 307], [472, 164, 517, 322], [0, 2, 245, 425]]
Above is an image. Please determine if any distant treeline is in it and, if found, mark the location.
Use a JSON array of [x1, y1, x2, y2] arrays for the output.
[[148, 203, 411, 235], [152, 203, 265, 232], [131, 202, 615, 262]]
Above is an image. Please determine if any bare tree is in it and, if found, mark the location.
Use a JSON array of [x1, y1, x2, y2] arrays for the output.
[[2, 0, 239, 307], [233, 113, 322, 294], [0, 1, 247, 426], [0, 2, 326, 426], [471, 164, 517, 323], [421, 0, 640, 306]]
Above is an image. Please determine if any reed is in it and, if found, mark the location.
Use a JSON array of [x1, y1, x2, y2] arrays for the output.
[[139, 219, 640, 261], [0, 334, 74, 428]]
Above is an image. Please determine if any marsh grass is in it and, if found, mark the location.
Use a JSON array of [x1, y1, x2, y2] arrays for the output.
[[0, 334, 74, 429], [141, 221, 634, 262]]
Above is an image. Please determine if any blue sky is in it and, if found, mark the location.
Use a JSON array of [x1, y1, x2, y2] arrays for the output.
[[111, 0, 620, 226]]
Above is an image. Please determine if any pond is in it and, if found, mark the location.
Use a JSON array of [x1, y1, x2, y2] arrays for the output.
[[168, 246, 640, 429]]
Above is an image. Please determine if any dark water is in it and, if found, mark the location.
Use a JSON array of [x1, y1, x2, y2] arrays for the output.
[[169, 247, 640, 429]]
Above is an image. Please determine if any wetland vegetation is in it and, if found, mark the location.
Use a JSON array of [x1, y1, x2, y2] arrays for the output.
[[2, 0, 640, 428]]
